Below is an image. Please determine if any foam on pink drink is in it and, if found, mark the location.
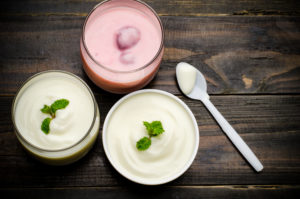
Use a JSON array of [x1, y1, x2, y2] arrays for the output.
[[116, 26, 140, 50], [84, 6, 161, 72]]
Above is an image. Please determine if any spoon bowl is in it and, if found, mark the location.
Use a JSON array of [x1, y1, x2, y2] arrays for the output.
[[176, 62, 208, 100]]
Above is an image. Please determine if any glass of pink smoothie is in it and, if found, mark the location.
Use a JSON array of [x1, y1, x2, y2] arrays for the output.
[[80, 0, 164, 94]]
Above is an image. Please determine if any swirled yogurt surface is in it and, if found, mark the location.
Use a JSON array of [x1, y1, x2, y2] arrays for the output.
[[14, 72, 95, 150], [104, 91, 198, 184]]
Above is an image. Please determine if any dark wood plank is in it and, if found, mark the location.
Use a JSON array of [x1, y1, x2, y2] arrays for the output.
[[1, 185, 300, 199], [1, 95, 300, 187], [0, 0, 299, 16], [0, 16, 300, 95]]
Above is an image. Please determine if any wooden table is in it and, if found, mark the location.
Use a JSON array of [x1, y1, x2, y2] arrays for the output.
[[1, 0, 300, 198]]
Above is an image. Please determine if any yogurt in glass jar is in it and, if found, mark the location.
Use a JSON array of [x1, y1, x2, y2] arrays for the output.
[[80, 0, 164, 94], [12, 71, 100, 165]]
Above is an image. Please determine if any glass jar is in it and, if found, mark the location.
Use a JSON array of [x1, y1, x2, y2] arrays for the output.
[[11, 71, 100, 165], [80, 0, 164, 94]]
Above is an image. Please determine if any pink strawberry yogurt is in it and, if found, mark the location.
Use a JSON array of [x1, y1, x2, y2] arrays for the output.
[[80, 0, 164, 94]]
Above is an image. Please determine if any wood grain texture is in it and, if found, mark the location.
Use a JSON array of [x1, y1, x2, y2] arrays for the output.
[[1, 185, 300, 199], [0, 16, 300, 95], [1, 95, 300, 187], [0, 0, 299, 16]]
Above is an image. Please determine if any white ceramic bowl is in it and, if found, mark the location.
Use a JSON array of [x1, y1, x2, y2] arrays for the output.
[[102, 89, 199, 185]]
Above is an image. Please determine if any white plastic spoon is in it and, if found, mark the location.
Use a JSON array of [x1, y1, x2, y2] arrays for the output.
[[176, 62, 263, 172]]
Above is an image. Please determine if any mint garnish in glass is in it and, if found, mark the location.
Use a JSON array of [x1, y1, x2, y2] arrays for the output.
[[40, 99, 69, 134]]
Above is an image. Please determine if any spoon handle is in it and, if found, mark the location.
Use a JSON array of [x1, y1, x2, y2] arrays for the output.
[[202, 98, 263, 172]]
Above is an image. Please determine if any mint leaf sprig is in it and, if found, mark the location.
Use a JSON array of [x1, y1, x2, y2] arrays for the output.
[[40, 99, 69, 134], [136, 121, 165, 151]]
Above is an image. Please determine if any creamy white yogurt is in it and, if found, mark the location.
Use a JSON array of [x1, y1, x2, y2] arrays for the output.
[[103, 90, 199, 184], [13, 71, 100, 165], [176, 62, 197, 95]]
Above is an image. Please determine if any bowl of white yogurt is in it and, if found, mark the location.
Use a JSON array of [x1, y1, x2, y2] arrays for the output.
[[102, 89, 199, 185], [12, 70, 100, 165]]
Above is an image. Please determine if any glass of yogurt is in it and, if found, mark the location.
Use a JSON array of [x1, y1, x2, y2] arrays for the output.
[[103, 89, 199, 185], [80, 0, 164, 94], [11, 71, 100, 165]]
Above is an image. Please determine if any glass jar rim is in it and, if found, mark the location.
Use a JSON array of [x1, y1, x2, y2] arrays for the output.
[[81, 0, 164, 74], [11, 70, 98, 152]]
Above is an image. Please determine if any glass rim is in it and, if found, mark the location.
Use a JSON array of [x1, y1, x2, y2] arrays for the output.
[[81, 0, 164, 74], [11, 70, 98, 152]]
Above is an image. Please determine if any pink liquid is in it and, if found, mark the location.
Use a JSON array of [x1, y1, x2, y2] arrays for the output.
[[80, 0, 164, 94]]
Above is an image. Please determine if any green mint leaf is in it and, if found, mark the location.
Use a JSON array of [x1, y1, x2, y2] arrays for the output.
[[51, 99, 69, 115], [137, 121, 165, 151], [136, 137, 151, 151], [149, 121, 165, 137], [143, 121, 152, 133], [40, 98, 69, 134], [41, 105, 52, 114], [143, 121, 165, 137], [41, 117, 52, 134]]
